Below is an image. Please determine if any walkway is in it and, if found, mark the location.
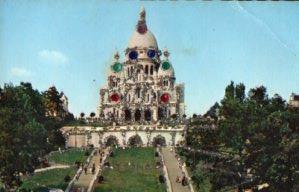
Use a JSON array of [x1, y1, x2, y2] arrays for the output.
[[34, 164, 70, 173], [161, 147, 191, 192], [71, 148, 109, 192]]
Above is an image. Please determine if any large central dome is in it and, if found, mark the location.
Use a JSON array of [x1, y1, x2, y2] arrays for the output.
[[127, 7, 158, 49]]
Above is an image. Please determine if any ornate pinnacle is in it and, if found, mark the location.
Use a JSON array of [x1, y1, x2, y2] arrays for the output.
[[114, 51, 120, 61], [163, 48, 170, 58]]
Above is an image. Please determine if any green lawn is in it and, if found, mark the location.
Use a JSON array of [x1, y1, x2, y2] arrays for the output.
[[94, 147, 166, 192], [18, 168, 76, 192], [48, 148, 90, 165], [17, 148, 90, 191]]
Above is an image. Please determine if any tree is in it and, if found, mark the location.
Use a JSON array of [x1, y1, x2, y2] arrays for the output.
[[90, 112, 96, 118], [80, 112, 85, 119], [235, 83, 245, 102], [42, 86, 64, 118], [204, 102, 220, 120], [0, 83, 48, 189], [224, 81, 235, 99], [186, 82, 299, 191]]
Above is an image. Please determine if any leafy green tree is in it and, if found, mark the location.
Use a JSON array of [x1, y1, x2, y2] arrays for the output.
[[187, 82, 299, 191], [235, 83, 245, 102], [204, 102, 220, 120], [0, 83, 48, 189], [42, 86, 64, 118], [80, 112, 85, 119], [192, 162, 212, 192]]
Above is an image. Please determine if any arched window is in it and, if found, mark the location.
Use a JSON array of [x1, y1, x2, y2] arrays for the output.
[[144, 109, 151, 121], [158, 107, 166, 120], [125, 109, 131, 121], [136, 88, 141, 98], [135, 109, 141, 121], [145, 65, 149, 74], [150, 65, 154, 75]]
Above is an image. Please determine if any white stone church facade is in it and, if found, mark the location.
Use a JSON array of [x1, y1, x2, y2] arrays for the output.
[[61, 8, 187, 148]]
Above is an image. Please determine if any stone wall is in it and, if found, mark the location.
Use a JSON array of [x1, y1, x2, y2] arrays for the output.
[[62, 125, 185, 148]]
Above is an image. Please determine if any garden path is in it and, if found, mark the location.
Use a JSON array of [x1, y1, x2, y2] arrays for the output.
[[161, 147, 191, 192], [71, 148, 109, 192]]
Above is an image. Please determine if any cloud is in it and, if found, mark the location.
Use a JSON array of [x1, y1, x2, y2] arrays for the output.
[[10, 67, 32, 77], [38, 49, 69, 65]]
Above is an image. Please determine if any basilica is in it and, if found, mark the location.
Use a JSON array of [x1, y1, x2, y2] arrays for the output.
[[62, 7, 187, 148]]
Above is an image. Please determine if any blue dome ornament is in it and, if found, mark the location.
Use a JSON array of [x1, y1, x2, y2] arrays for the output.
[[129, 50, 138, 60], [147, 49, 156, 58]]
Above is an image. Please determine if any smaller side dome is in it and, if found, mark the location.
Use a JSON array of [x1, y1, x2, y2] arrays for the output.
[[108, 52, 123, 76], [158, 60, 175, 77]]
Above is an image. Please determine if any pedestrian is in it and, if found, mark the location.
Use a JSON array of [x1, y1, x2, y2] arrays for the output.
[[84, 166, 87, 174], [176, 176, 180, 183]]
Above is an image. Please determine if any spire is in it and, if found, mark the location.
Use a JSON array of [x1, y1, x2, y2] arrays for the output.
[[139, 6, 146, 21], [136, 6, 147, 34], [114, 51, 120, 61], [163, 48, 170, 59]]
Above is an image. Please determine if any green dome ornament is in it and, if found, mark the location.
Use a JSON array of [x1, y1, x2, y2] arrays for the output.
[[161, 61, 171, 70], [112, 62, 123, 73]]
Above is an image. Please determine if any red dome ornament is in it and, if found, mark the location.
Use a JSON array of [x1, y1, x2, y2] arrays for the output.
[[110, 93, 120, 102], [160, 93, 170, 103]]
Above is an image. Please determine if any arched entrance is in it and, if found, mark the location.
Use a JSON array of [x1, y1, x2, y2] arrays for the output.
[[104, 135, 119, 147], [144, 109, 151, 121], [124, 109, 131, 121], [128, 135, 143, 147], [135, 109, 141, 121], [152, 135, 166, 147]]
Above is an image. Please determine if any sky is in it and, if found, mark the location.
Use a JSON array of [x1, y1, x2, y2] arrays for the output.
[[0, 1, 299, 117]]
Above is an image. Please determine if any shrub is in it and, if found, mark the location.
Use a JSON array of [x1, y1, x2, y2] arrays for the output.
[[98, 175, 104, 183], [64, 175, 71, 182], [84, 151, 90, 156], [159, 175, 165, 183]]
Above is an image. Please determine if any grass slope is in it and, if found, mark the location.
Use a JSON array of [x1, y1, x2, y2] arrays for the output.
[[95, 147, 165, 192], [48, 148, 90, 165], [18, 168, 76, 192]]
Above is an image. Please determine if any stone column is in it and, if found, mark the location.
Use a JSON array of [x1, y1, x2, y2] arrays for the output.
[[152, 106, 158, 121]]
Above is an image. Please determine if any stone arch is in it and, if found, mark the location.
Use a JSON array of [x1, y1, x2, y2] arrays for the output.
[[128, 134, 143, 147], [104, 135, 119, 147], [144, 109, 152, 121], [135, 109, 141, 121], [152, 135, 166, 147], [124, 109, 131, 121]]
